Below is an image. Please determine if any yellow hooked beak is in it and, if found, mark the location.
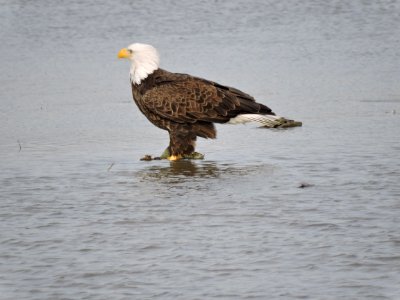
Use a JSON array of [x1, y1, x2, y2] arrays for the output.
[[118, 48, 131, 59]]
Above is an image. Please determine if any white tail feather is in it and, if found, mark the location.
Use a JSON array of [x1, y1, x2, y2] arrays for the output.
[[228, 114, 288, 127]]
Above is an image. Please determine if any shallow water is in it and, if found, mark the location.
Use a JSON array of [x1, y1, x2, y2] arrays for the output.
[[1, 0, 400, 299]]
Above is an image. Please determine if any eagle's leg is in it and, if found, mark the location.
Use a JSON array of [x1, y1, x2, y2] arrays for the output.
[[167, 126, 202, 161]]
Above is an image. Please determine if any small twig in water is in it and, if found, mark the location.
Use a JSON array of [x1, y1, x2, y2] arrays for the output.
[[17, 140, 22, 152], [107, 162, 115, 172], [298, 182, 313, 189]]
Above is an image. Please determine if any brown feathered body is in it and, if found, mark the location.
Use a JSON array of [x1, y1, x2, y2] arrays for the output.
[[131, 68, 275, 156]]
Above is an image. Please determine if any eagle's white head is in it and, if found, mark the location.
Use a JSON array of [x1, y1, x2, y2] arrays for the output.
[[118, 43, 160, 84]]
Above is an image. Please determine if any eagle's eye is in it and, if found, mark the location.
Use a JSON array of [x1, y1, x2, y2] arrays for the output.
[[127, 49, 133, 54]]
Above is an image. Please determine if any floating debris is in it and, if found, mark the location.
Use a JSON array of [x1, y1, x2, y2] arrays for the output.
[[298, 182, 313, 189], [140, 155, 153, 161], [107, 162, 115, 171]]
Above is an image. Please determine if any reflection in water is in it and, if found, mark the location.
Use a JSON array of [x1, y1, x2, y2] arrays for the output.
[[142, 160, 221, 179], [135, 160, 274, 183]]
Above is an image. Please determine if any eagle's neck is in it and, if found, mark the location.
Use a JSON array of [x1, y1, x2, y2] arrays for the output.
[[130, 51, 160, 85]]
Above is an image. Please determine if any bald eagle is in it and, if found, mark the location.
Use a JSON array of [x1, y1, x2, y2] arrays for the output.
[[118, 43, 301, 161]]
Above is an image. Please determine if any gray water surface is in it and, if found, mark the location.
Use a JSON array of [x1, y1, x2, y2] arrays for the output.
[[1, 0, 400, 299]]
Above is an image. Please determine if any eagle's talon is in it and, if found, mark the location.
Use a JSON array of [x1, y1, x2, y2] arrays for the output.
[[168, 155, 182, 161]]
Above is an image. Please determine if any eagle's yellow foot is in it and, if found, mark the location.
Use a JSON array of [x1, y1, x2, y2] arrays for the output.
[[167, 154, 182, 161]]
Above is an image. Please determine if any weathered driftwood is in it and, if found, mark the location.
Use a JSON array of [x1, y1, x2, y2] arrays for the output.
[[262, 119, 303, 128]]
